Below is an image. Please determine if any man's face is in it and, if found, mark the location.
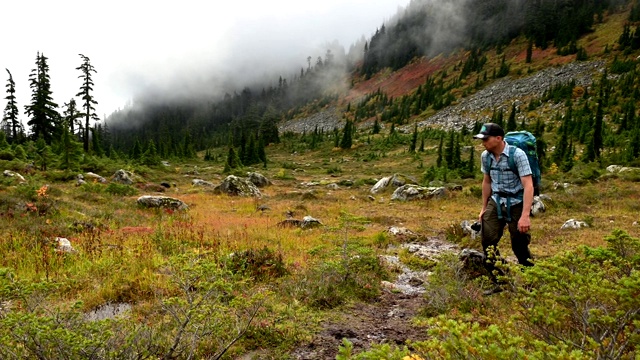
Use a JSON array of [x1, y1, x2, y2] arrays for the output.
[[481, 135, 502, 151]]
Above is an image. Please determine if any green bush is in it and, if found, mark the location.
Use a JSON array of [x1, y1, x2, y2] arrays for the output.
[[223, 246, 289, 281], [105, 183, 138, 196], [513, 230, 640, 359]]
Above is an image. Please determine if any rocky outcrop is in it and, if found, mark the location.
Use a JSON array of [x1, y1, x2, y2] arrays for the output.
[[247, 172, 271, 187], [214, 175, 262, 197], [370, 174, 418, 194], [391, 185, 446, 201], [137, 195, 188, 210], [3, 170, 26, 183], [112, 169, 134, 185]]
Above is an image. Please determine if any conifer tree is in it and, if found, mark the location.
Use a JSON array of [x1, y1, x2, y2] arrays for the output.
[[444, 131, 455, 169], [259, 107, 280, 145], [340, 120, 353, 149], [409, 123, 418, 153], [35, 136, 54, 171], [223, 146, 242, 173], [2, 69, 23, 143], [436, 133, 444, 167], [506, 103, 517, 131], [62, 98, 82, 138], [76, 54, 99, 152], [142, 139, 160, 166], [25, 52, 60, 144], [131, 138, 143, 161], [91, 125, 105, 157], [57, 120, 83, 170], [372, 117, 381, 134], [257, 136, 267, 168]]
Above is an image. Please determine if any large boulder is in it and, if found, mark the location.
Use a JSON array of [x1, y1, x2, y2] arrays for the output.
[[3, 170, 26, 184], [214, 175, 262, 197], [531, 196, 546, 217], [561, 219, 589, 230], [137, 195, 188, 210], [85, 172, 107, 183], [112, 169, 134, 185], [192, 179, 215, 187], [247, 172, 271, 187], [370, 174, 418, 194], [391, 184, 446, 201]]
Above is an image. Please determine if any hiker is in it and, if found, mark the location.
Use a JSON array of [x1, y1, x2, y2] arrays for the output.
[[474, 123, 534, 290]]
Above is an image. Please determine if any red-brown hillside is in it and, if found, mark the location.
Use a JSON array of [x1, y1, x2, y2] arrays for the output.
[[344, 55, 462, 103]]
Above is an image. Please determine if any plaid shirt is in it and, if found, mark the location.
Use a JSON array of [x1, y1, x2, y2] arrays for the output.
[[480, 142, 532, 206]]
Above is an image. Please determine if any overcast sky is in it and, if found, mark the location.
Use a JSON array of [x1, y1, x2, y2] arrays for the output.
[[1, 0, 408, 123]]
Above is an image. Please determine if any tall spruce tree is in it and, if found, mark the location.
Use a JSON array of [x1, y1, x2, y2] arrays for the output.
[[76, 54, 99, 152], [62, 98, 82, 138], [506, 103, 517, 131], [409, 123, 418, 152], [25, 52, 60, 144], [2, 69, 23, 142], [339, 120, 353, 149]]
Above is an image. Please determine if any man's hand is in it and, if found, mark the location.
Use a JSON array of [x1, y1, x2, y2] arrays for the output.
[[518, 215, 531, 233]]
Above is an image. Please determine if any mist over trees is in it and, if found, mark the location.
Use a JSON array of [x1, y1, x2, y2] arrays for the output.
[[1, 0, 639, 172]]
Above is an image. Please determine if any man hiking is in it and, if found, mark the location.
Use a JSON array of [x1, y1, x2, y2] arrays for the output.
[[474, 123, 534, 294]]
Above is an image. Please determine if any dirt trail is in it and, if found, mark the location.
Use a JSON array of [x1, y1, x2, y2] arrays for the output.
[[290, 290, 428, 359]]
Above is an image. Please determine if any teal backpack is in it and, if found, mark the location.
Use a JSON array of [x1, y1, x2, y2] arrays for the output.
[[485, 130, 541, 196]]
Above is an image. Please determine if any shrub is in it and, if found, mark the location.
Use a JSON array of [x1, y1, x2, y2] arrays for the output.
[[0, 149, 15, 161], [513, 232, 640, 359], [223, 246, 288, 281], [420, 252, 485, 317], [105, 183, 138, 196]]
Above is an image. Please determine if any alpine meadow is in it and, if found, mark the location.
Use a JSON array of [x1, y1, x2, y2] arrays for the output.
[[1, 0, 640, 359]]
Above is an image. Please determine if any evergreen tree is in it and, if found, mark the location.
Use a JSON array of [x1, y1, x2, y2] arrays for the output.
[[142, 139, 160, 166], [372, 117, 381, 134], [35, 136, 54, 171], [131, 138, 143, 161], [2, 69, 23, 143], [259, 107, 280, 145], [62, 98, 82, 138], [409, 123, 418, 153], [444, 131, 455, 169], [57, 120, 83, 170], [506, 103, 518, 131], [340, 120, 353, 149], [257, 136, 267, 168], [436, 133, 444, 167], [89, 127, 103, 157], [25, 52, 60, 144], [223, 146, 242, 173], [76, 54, 100, 152]]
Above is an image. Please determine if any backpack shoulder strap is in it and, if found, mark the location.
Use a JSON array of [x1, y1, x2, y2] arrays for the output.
[[507, 145, 519, 176], [484, 152, 492, 173]]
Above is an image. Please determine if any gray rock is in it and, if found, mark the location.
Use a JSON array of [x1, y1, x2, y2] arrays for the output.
[[247, 172, 271, 187], [85, 172, 107, 183], [460, 220, 481, 240], [214, 175, 262, 197], [301, 215, 323, 229], [531, 196, 546, 216], [3, 170, 26, 183], [391, 185, 446, 201], [137, 195, 188, 210], [56, 237, 76, 253], [192, 179, 215, 187], [112, 169, 134, 185], [561, 219, 589, 230]]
